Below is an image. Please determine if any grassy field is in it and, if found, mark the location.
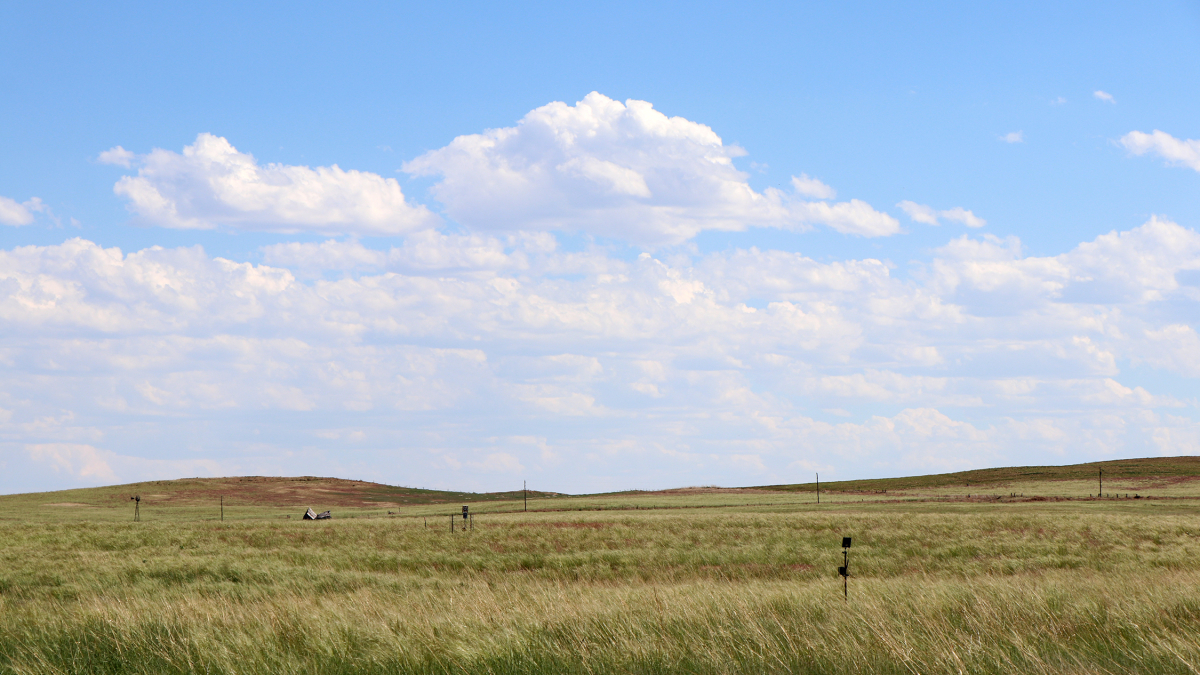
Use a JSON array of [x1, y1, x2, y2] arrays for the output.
[[3, 458, 1200, 674]]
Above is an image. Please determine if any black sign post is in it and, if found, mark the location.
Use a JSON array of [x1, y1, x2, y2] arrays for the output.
[[840, 535, 849, 598], [450, 506, 474, 532]]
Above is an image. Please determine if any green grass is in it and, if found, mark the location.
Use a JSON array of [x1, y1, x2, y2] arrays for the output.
[[5, 501, 1200, 673], [3, 457, 1200, 673]]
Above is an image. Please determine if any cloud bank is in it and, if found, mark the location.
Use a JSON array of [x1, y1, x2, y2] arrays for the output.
[[2, 217, 1197, 493]]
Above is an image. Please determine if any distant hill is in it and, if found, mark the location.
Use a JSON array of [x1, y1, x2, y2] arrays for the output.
[[1, 475, 560, 509], [4, 456, 1197, 514], [753, 456, 1200, 493]]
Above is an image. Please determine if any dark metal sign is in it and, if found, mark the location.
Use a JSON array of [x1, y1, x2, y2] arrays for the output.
[[838, 537, 852, 600]]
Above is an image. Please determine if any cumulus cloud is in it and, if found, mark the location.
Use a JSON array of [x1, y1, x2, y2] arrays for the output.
[[97, 146, 135, 168], [897, 201, 985, 228], [108, 133, 439, 235], [1000, 131, 1024, 143], [1, 215, 1198, 492], [1120, 130, 1200, 172], [791, 174, 837, 199], [1094, 90, 1115, 103], [404, 92, 898, 244], [0, 196, 46, 226]]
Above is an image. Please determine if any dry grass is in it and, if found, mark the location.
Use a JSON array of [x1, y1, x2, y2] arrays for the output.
[[4, 503, 1200, 673], [8, 572, 1200, 674]]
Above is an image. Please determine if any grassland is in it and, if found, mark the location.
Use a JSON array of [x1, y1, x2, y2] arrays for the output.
[[0, 476, 566, 524], [3, 458, 1200, 674]]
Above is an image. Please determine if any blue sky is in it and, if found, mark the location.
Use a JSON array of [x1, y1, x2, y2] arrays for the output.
[[1, 0, 1199, 494]]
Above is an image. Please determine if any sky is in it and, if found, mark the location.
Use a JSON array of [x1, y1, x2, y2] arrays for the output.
[[1, 0, 1199, 495]]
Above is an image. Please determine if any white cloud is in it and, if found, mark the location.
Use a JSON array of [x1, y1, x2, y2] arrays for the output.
[[1000, 131, 1024, 143], [386, 229, 530, 272], [1140, 325, 1200, 377], [939, 207, 986, 228], [1, 215, 1199, 492], [793, 199, 901, 237], [21, 442, 227, 489], [262, 239, 387, 276], [260, 230, 555, 278], [108, 134, 439, 235], [791, 173, 837, 199], [897, 200, 938, 225], [404, 92, 898, 244], [1050, 97, 1066, 106], [897, 201, 985, 228], [27, 444, 118, 482], [97, 146, 135, 168], [472, 452, 525, 473], [1094, 90, 1115, 103], [1119, 130, 1200, 172], [0, 196, 46, 226]]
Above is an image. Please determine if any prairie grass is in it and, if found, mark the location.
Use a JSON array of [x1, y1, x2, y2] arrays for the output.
[[3, 504, 1200, 673]]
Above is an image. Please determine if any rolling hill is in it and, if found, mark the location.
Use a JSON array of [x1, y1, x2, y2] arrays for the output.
[[3, 456, 1198, 517]]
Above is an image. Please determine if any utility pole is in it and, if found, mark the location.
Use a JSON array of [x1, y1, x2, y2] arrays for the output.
[[524, 480, 527, 512], [1099, 468, 1102, 498], [816, 473, 819, 504], [221, 495, 224, 521]]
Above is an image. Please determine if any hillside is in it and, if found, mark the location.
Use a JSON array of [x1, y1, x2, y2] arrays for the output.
[[0, 475, 559, 513], [753, 456, 1200, 493], [3, 456, 1198, 521]]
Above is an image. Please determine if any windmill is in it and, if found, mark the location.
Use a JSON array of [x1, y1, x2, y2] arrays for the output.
[[130, 495, 141, 522]]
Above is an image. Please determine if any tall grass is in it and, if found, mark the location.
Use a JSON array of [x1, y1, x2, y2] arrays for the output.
[[3, 506, 1200, 673]]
